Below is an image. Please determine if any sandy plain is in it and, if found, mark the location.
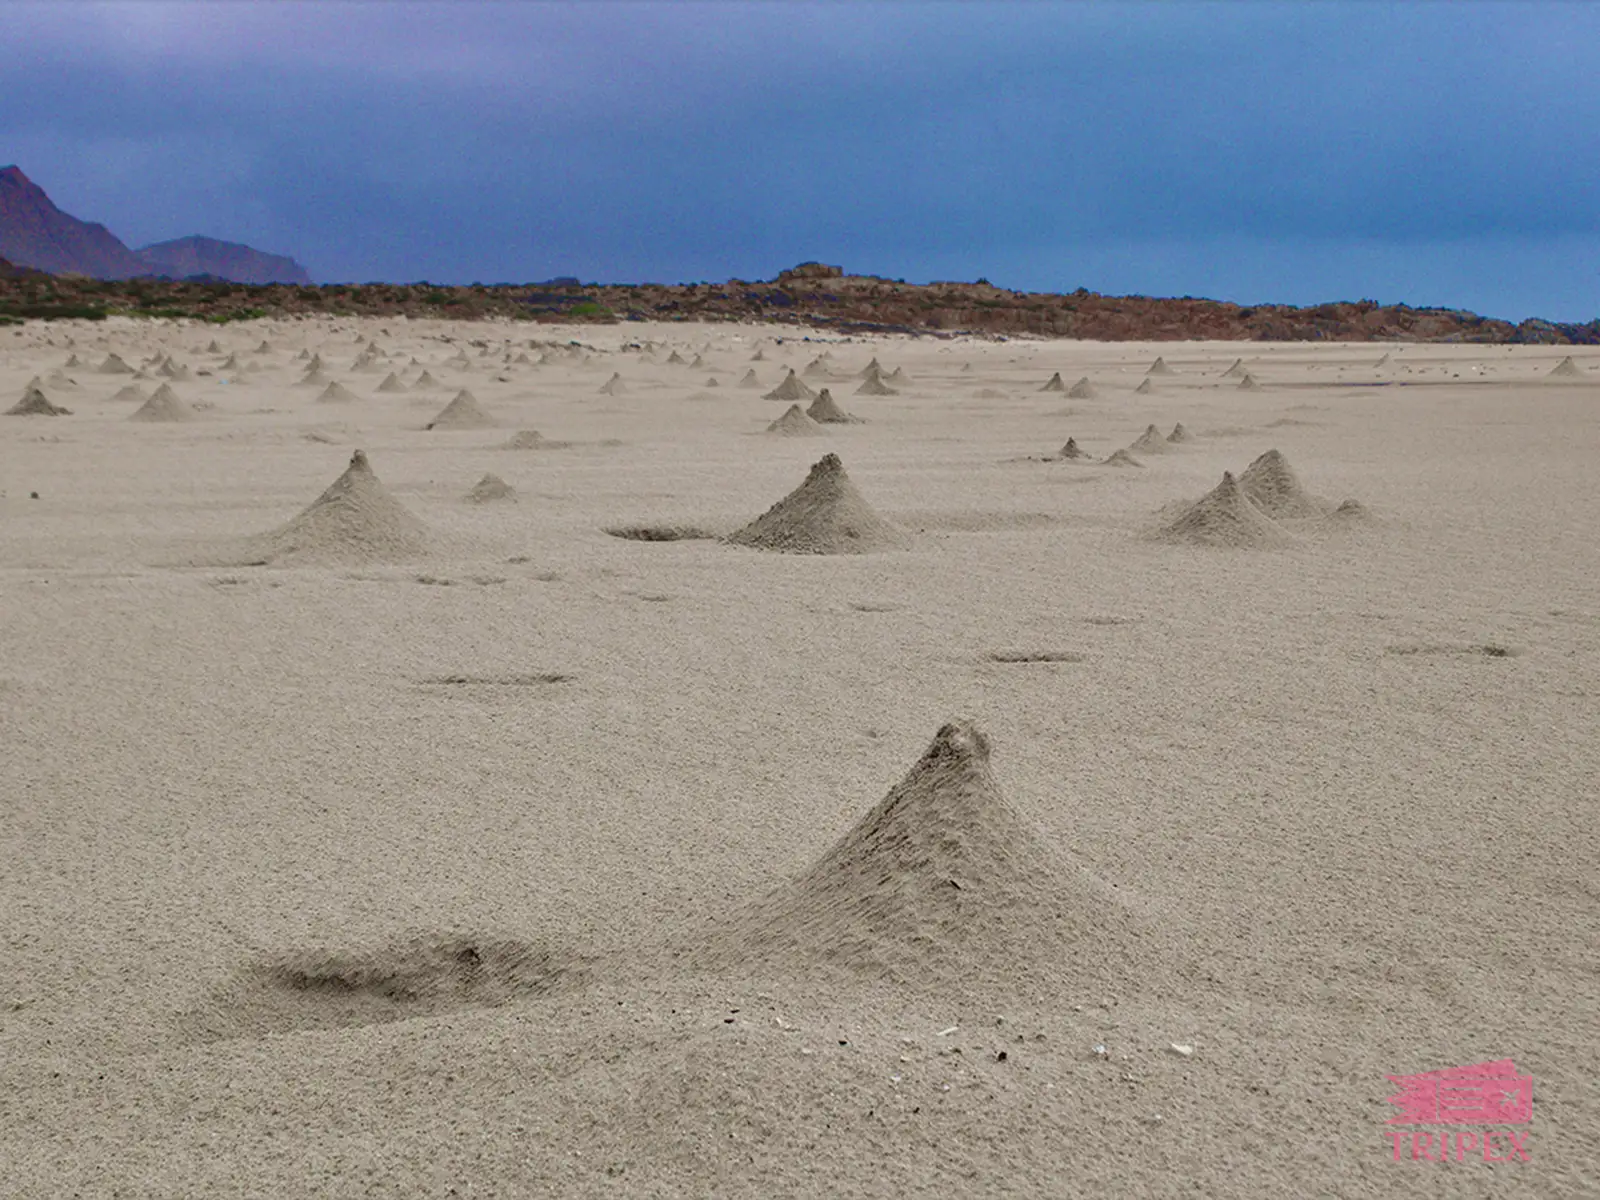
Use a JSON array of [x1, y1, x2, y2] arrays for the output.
[[1, 317, 1597, 1197]]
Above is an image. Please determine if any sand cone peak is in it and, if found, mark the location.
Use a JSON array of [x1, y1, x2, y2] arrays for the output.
[[1147, 356, 1175, 375], [1158, 471, 1293, 547], [99, 353, 133, 374], [1129, 424, 1170, 454], [855, 368, 898, 396], [315, 382, 359, 404], [1548, 356, 1587, 379], [110, 384, 148, 403], [1221, 358, 1246, 379], [413, 370, 440, 389], [1040, 372, 1066, 393], [767, 403, 825, 436], [1066, 377, 1096, 399], [1134, 378, 1154, 395], [426, 389, 495, 430], [465, 472, 516, 503], [807, 388, 863, 424], [238, 450, 430, 565], [599, 373, 626, 396], [737, 368, 761, 389], [1102, 449, 1143, 467], [763, 369, 816, 402], [727, 454, 908, 554], [666, 350, 686, 365], [7, 385, 69, 416], [376, 372, 408, 393], [1059, 437, 1089, 459], [130, 382, 193, 422], [703, 721, 1138, 988], [1238, 448, 1325, 518], [1167, 422, 1192, 443], [857, 356, 883, 379]]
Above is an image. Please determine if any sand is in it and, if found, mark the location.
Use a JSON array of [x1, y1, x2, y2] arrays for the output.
[[1, 319, 1597, 1198]]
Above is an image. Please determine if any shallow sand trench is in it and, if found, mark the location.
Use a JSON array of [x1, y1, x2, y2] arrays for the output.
[[2, 318, 1596, 1196]]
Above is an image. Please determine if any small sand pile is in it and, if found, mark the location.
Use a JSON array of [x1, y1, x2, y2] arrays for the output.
[[1134, 378, 1155, 395], [1147, 356, 1175, 375], [425, 389, 495, 430], [1237, 372, 1262, 391], [158, 358, 191, 381], [737, 369, 761, 389], [807, 389, 863, 424], [750, 348, 766, 362], [501, 429, 547, 450], [465, 473, 516, 503], [314, 382, 359, 404], [727, 453, 909, 555], [1058, 437, 1090, 460], [232, 450, 431, 565], [1548, 356, 1588, 380], [1156, 471, 1292, 547], [802, 357, 831, 379], [1128, 424, 1170, 454], [413, 369, 441, 389], [855, 368, 898, 396], [205, 339, 222, 354], [110, 384, 148, 403], [6, 385, 69, 416], [296, 367, 331, 388], [766, 403, 825, 437], [704, 376, 720, 387], [376, 372, 408, 393], [256, 340, 273, 354], [1238, 449, 1327, 519], [1039, 372, 1066, 393], [1167, 422, 1192, 443], [885, 366, 910, 386], [857, 356, 883, 378], [98, 353, 133, 374], [1067, 377, 1097, 399], [219, 353, 240, 370], [699, 721, 1139, 991], [1102, 449, 1143, 467], [599, 373, 627, 396], [666, 350, 686, 365], [129, 382, 193, 422], [1221, 358, 1247, 379], [764, 370, 816, 402]]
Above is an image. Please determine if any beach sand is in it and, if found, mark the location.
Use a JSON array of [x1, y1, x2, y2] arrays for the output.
[[2, 319, 1596, 1196]]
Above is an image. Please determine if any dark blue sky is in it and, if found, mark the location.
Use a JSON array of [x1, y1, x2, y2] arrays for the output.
[[9, 1, 1598, 320]]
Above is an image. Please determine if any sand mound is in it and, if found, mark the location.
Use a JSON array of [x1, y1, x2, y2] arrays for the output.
[[736, 368, 761, 389], [599, 373, 626, 396], [1167, 422, 1192, 443], [1548, 356, 1588, 380], [110, 384, 148, 403], [376, 372, 408, 393], [181, 934, 577, 1041], [1067, 376, 1097, 399], [1221, 358, 1247, 379], [763, 370, 816, 402], [232, 450, 431, 565], [129, 382, 193, 422], [1331, 498, 1372, 522], [976, 387, 1008, 399], [1128, 424, 1170, 454], [1058, 437, 1090, 460], [666, 350, 686, 366], [855, 369, 898, 396], [314, 382, 359, 404], [1039, 372, 1066, 392], [425, 389, 495, 430], [6, 386, 69, 416], [296, 368, 331, 388], [413, 369, 441, 389], [465, 472, 516, 503], [1102, 449, 1143, 467], [1238, 449, 1327, 519], [1147, 356, 1174, 375], [500, 429, 548, 450], [807, 388, 863, 424], [856, 356, 883, 378], [1134, 378, 1154, 395], [1156, 471, 1293, 547], [98, 353, 133, 374], [767, 403, 825, 437], [699, 721, 1140, 990], [1237, 372, 1262, 391], [727, 454, 909, 555], [802, 357, 831, 379], [750, 348, 766, 362]]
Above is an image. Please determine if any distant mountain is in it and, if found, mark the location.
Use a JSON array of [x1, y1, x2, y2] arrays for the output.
[[0, 165, 148, 278], [0, 165, 311, 284], [136, 235, 312, 286]]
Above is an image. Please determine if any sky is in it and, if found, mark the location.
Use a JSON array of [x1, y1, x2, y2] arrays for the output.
[[6, 0, 1599, 321]]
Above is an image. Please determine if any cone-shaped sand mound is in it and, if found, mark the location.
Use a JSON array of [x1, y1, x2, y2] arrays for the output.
[[1167, 422, 1192, 443], [130, 383, 193, 422], [727, 454, 909, 555], [1221, 358, 1247, 379], [314, 382, 359, 404], [766, 403, 825, 437], [807, 388, 863, 424], [7, 386, 69, 416], [413, 370, 441, 389], [1134, 378, 1154, 395], [1039, 372, 1066, 393], [1102, 449, 1143, 467], [1147, 356, 1174, 375], [1238, 448, 1327, 519], [857, 356, 883, 378], [376, 372, 408, 393], [1237, 372, 1262, 391], [233, 450, 431, 565], [737, 368, 761, 389], [855, 370, 898, 396], [763, 369, 816, 402], [698, 721, 1141, 989], [99, 353, 133, 374], [1128, 424, 1170, 455], [599, 373, 627, 396], [1067, 376, 1097, 399], [465, 472, 516, 503], [1058, 437, 1090, 460], [110, 384, 148, 403], [501, 429, 547, 450], [425, 389, 495, 430], [1156, 471, 1293, 548], [1548, 356, 1588, 380]]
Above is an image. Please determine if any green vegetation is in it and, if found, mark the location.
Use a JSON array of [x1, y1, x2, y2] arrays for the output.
[[567, 301, 614, 319]]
